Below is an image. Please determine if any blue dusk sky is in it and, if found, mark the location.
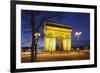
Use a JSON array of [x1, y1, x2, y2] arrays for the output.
[[21, 10, 90, 48]]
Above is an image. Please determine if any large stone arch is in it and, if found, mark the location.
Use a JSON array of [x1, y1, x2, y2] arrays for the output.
[[43, 22, 72, 52]]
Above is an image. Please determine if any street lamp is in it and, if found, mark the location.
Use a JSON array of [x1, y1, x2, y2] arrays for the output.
[[75, 32, 82, 52], [75, 32, 82, 40], [34, 32, 41, 58]]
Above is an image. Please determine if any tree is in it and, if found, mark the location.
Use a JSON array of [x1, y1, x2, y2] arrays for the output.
[[30, 11, 42, 62], [30, 11, 65, 62]]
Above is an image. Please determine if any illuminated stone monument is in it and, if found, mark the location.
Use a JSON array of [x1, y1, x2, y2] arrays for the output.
[[44, 22, 72, 52]]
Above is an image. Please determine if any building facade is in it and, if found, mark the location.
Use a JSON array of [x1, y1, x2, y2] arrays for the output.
[[44, 22, 72, 52]]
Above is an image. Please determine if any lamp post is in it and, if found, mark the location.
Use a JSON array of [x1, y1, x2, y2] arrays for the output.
[[75, 32, 82, 52], [34, 32, 40, 58]]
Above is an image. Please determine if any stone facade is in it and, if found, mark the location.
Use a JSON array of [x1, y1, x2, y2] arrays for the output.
[[44, 22, 72, 52]]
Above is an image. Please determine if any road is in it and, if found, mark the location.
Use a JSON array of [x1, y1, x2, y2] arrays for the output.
[[21, 50, 90, 63]]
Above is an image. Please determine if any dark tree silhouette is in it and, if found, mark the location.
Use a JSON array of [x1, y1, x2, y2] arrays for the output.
[[30, 11, 41, 62], [30, 11, 35, 62], [23, 10, 65, 62]]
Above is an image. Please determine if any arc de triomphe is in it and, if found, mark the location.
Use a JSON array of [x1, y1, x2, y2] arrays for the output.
[[44, 22, 72, 52]]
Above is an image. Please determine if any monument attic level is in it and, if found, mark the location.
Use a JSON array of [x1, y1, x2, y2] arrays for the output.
[[44, 22, 72, 52]]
